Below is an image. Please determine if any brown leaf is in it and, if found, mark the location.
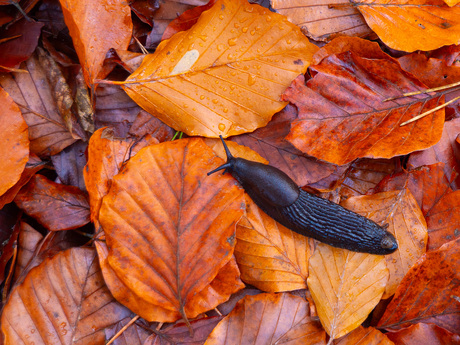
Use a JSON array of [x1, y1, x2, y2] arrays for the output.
[[342, 190, 427, 298], [1, 247, 133, 345], [144, 316, 224, 345], [128, 109, 175, 142], [0, 86, 29, 197], [123, 0, 318, 138], [284, 52, 445, 165], [51, 141, 88, 191], [307, 244, 389, 340], [205, 292, 326, 345], [272, 0, 373, 42], [228, 105, 349, 189], [104, 317, 150, 345], [386, 322, 460, 345], [235, 195, 313, 292], [334, 326, 393, 345], [0, 17, 43, 71], [0, 204, 21, 285], [0, 53, 78, 156], [59, 0, 132, 86], [99, 138, 245, 321], [407, 118, 460, 190], [352, 0, 460, 52], [378, 238, 460, 334], [13, 222, 43, 282], [0, 154, 44, 209], [14, 174, 90, 231]]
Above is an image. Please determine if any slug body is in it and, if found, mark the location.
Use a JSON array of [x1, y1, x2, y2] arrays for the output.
[[208, 137, 398, 255]]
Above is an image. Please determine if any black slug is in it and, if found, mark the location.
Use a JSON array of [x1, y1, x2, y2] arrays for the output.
[[207, 136, 398, 255]]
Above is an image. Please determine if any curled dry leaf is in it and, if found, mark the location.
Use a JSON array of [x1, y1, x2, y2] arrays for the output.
[[352, 0, 460, 52], [99, 138, 245, 322], [1, 247, 132, 345], [271, 0, 373, 42], [342, 189, 428, 298], [13, 222, 43, 282], [14, 174, 90, 231], [59, 0, 132, 85], [378, 238, 460, 334], [0, 86, 29, 197], [284, 51, 445, 165], [307, 243, 389, 340], [205, 292, 326, 345], [235, 195, 312, 292], [123, 0, 318, 138]]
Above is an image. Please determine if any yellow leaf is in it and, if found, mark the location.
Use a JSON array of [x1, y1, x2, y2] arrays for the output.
[[122, 0, 318, 138], [307, 244, 389, 339]]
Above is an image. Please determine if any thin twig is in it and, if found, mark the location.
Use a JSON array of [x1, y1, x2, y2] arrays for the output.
[[384, 81, 460, 101], [400, 95, 460, 126], [106, 315, 140, 345]]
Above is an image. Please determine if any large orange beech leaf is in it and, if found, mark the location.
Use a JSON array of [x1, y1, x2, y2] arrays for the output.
[[307, 243, 389, 340], [352, 0, 460, 52], [334, 326, 393, 345], [234, 195, 313, 292], [378, 238, 460, 334], [342, 189, 427, 298], [0, 87, 29, 197], [59, 0, 132, 86], [99, 138, 245, 322], [271, 0, 373, 42], [1, 247, 132, 345], [122, 0, 318, 138], [14, 174, 90, 231], [284, 52, 445, 165], [83, 127, 158, 224], [96, 240, 244, 322], [205, 293, 326, 345]]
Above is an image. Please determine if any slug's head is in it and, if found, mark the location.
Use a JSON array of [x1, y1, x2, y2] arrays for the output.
[[207, 135, 236, 176], [379, 224, 398, 254]]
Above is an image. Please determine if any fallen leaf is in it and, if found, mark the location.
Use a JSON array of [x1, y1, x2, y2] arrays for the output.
[[234, 195, 313, 292], [104, 317, 150, 345], [284, 51, 445, 165], [307, 243, 389, 340], [123, 0, 318, 138], [385, 322, 460, 345], [13, 222, 43, 282], [271, 0, 373, 42], [0, 204, 21, 285], [0, 86, 29, 197], [51, 141, 88, 191], [0, 53, 78, 156], [143, 316, 224, 345], [228, 104, 349, 189], [342, 189, 428, 298], [378, 238, 460, 335], [14, 174, 90, 231], [205, 292, 326, 345], [1, 247, 133, 345], [99, 138, 245, 321], [407, 118, 460, 190], [128, 109, 175, 142], [334, 325, 393, 345], [59, 0, 132, 85], [352, 0, 460, 52]]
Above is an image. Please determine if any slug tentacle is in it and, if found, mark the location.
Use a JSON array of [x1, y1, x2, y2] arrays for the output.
[[207, 136, 398, 255]]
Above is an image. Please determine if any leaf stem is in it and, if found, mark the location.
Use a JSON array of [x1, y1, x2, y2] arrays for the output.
[[400, 95, 460, 126]]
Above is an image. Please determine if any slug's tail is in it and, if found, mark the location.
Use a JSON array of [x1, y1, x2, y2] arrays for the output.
[[207, 135, 235, 176]]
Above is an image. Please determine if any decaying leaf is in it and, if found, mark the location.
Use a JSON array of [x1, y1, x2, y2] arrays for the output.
[[0, 86, 29, 197], [1, 247, 132, 345], [352, 0, 460, 52], [123, 0, 318, 138], [205, 293, 326, 345], [307, 243, 389, 340], [99, 138, 245, 322], [235, 195, 313, 292]]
